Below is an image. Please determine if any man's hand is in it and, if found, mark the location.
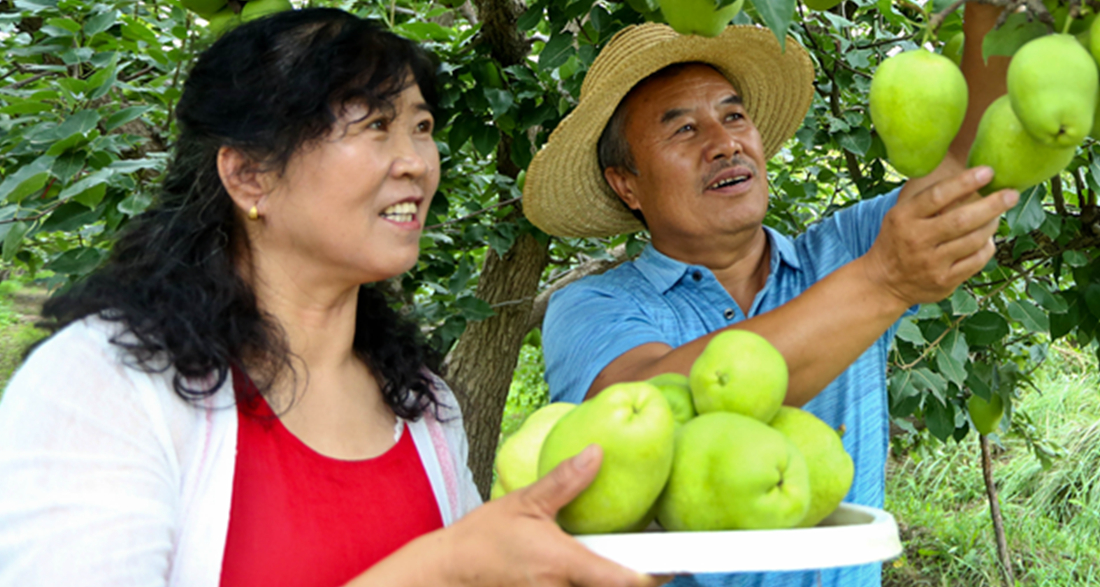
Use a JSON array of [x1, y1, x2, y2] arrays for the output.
[[862, 166, 1017, 309]]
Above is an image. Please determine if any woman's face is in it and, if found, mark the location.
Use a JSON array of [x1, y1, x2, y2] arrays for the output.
[[256, 83, 439, 287]]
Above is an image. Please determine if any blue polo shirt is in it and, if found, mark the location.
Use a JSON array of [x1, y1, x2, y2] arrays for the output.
[[543, 188, 908, 587]]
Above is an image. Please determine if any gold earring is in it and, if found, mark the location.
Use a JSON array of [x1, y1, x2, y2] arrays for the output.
[[247, 206, 259, 221]]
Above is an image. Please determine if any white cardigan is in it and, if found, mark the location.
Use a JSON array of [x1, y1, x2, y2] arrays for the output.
[[0, 317, 481, 586]]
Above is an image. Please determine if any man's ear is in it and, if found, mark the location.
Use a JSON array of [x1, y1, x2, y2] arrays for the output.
[[217, 146, 268, 217], [604, 166, 642, 213]]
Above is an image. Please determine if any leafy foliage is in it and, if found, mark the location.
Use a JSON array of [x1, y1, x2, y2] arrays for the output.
[[2, 0, 1099, 455]]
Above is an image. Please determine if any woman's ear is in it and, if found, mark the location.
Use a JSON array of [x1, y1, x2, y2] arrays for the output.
[[217, 146, 268, 217]]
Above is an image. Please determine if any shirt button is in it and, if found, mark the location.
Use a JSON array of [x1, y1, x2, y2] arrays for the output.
[[723, 308, 735, 320], [692, 271, 702, 281]]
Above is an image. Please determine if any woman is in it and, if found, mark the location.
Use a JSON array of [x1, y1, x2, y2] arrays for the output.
[[0, 9, 664, 587]]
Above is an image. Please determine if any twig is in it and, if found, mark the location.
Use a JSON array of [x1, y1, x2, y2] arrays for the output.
[[929, 0, 967, 35], [853, 33, 919, 50], [0, 199, 70, 226], [1051, 175, 1066, 217], [119, 65, 156, 83], [424, 196, 522, 230], [2, 71, 58, 91]]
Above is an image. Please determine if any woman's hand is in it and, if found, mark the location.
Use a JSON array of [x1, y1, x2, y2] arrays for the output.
[[351, 444, 672, 587]]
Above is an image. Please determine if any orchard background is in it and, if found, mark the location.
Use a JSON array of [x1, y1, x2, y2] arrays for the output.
[[1, 0, 1099, 584]]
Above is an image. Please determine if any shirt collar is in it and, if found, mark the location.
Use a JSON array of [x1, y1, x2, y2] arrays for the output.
[[633, 226, 802, 294]]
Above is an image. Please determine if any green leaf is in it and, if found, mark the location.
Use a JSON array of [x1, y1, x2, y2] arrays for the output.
[[1007, 299, 1050, 333], [108, 157, 165, 174], [896, 318, 926, 345], [394, 21, 454, 42], [117, 191, 153, 216], [966, 361, 994, 402], [2, 221, 30, 263], [936, 348, 967, 388], [1005, 185, 1045, 236], [982, 12, 1047, 60], [484, 88, 514, 119], [590, 5, 611, 32], [911, 367, 948, 403], [1028, 281, 1069, 314], [748, 0, 795, 49], [837, 127, 872, 157], [539, 32, 575, 71], [1064, 250, 1090, 267], [40, 201, 102, 233], [121, 20, 158, 44], [961, 310, 1009, 347], [45, 247, 107, 276], [1085, 283, 1100, 319], [0, 155, 55, 203], [455, 295, 495, 321], [84, 9, 119, 37], [924, 395, 956, 442], [51, 152, 85, 184], [448, 115, 481, 153], [31, 110, 101, 145], [1050, 295, 1080, 339], [517, 1, 546, 31], [471, 124, 500, 158], [949, 288, 978, 315], [0, 101, 53, 115], [448, 257, 474, 295], [58, 169, 112, 208]]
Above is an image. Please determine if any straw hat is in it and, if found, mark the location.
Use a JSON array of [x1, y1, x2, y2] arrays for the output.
[[523, 23, 815, 238]]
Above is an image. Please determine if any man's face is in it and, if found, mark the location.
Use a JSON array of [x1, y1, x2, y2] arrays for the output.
[[605, 64, 769, 249]]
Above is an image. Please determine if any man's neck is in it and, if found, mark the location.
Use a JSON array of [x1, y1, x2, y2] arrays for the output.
[[653, 226, 771, 315]]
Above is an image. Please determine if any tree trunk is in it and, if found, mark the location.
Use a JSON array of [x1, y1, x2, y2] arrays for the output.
[[439, 0, 545, 499], [445, 227, 549, 498], [980, 433, 1016, 587]]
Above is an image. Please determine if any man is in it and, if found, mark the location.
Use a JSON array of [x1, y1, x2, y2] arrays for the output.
[[523, 4, 1012, 587]]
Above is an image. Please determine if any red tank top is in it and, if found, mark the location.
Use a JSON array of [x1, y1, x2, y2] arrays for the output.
[[219, 367, 444, 587]]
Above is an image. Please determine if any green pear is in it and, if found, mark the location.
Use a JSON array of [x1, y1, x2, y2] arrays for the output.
[[689, 330, 787, 423], [968, 95, 1077, 195], [647, 372, 696, 426], [1007, 34, 1098, 148], [869, 49, 968, 178], [240, 0, 293, 22], [803, 0, 843, 11], [943, 32, 964, 67], [206, 7, 240, 37], [968, 393, 1004, 436], [537, 381, 675, 534], [658, 0, 745, 38], [181, 0, 228, 18], [491, 402, 577, 498], [1092, 13, 1100, 66], [656, 412, 811, 531], [768, 407, 854, 527]]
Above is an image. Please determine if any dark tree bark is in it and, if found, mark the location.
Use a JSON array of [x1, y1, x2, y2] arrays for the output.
[[980, 434, 1016, 587], [442, 0, 549, 498]]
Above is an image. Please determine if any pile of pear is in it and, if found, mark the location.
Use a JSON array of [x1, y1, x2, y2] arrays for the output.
[[870, 22, 1100, 195], [180, 0, 294, 36], [491, 330, 855, 535]]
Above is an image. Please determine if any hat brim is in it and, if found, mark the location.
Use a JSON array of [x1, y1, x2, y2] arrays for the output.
[[524, 24, 816, 238]]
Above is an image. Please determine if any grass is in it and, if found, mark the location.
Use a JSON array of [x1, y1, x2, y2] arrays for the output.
[[0, 277, 50, 396], [884, 345, 1100, 586]]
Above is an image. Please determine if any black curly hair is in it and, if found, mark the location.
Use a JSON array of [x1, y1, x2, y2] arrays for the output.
[[39, 8, 443, 420]]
